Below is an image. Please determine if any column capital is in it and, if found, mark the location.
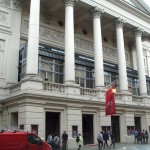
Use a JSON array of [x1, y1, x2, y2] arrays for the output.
[[115, 18, 126, 28], [12, 0, 24, 10], [91, 7, 104, 18], [64, 0, 77, 7], [134, 27, 144, 37]]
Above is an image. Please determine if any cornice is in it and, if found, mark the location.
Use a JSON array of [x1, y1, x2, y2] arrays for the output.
[[80, 0, 150, 35]]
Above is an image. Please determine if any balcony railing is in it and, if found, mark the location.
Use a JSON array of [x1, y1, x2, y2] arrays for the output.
[[80, 87, 99, 97], [44, 82, 65, 94]]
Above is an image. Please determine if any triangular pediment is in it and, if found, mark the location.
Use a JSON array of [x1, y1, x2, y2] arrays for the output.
[[123, 0, 150, 14]]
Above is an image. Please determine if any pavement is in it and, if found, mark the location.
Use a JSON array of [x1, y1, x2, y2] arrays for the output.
[[72, 143, 150, 150]]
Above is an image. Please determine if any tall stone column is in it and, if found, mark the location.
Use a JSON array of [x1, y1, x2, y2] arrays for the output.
[[64, 0, 76, 84], [134, 27, 147, 95], [92, 7, 104, 88], [115, 18, 128, 92], [26, 0, 40, 76]]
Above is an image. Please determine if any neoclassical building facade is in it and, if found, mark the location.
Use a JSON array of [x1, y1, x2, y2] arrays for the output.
[[0, 0, 150, 149]]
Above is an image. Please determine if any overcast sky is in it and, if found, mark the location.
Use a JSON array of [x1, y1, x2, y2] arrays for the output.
[[143, 0, 150, 7]]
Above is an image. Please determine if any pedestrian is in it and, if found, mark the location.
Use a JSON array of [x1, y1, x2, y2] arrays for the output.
[[109, 131, 115, 149], [144, 130, 149, 144], [137, 130, 142, 144], [103, 130, 109, 148], [97, 131, 103, 150], [76, 133, 83, 150], [47, 132, 55, 149], [62, 131, 68, 150], [134, 129, 138, 144], [141, 130, 145, 144], [54, 133, 60, 150]]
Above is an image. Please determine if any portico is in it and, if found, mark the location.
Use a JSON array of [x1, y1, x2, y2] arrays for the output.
[[0, 0, 150, 149]]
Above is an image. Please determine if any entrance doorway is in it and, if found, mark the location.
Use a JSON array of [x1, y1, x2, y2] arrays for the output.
[[45, 112, 60, 140], [82, 114, 93, 145], [134, 117, 141, 131], [10, 112, 18, 127], [111, 116, 120, 142]]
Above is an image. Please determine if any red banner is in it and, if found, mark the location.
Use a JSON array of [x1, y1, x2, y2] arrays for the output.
[[105, 85, 116, 116]]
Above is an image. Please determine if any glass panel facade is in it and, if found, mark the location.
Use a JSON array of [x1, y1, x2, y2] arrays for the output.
[[18, 44, 150, 96]]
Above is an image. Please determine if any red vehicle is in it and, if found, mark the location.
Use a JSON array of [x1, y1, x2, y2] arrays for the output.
[[0, 130, 52, 150]]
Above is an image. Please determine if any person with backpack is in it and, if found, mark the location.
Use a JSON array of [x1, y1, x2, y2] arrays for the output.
[[76, 133, 83, 150], [97, 131, 103, 150], [47, 132, 55, 149], [62, 131, 68, 150], [54, 133, 60, 150]]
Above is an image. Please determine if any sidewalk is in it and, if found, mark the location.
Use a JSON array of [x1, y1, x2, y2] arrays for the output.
[[69, 143, 150, 150]]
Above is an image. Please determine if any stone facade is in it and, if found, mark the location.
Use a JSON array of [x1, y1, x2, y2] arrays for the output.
[[0, 0, 150, 149]]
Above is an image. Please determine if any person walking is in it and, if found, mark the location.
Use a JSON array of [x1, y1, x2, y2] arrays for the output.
[[76, 133, 83, 150], [109, 132, 115, 149], [62, 131, 68, 150], [103, 130, 109, 148], [97, 131, 103, 150]]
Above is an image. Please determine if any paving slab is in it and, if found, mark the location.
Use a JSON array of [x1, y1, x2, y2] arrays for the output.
[[69, 143, 150, 150]]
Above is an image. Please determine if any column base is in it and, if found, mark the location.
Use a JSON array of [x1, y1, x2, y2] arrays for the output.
[[140, 93, 147, 96], [22, 74, 42, 82], [120, 90, 129, 94], [65, 82, 80, 96], [64, 80, 76, 85], [21, 74, 43, 90]]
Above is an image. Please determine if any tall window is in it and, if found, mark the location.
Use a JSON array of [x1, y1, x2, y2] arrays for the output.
[[38, 56, 64, 84], [128, 77, 139, 95], [75, 65, 95, 88], [104, 72, 119, 91], [147, 81, 150, 95], [18, 44, 27, 81]]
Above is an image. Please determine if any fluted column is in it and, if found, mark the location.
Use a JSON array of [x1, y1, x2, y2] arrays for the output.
[[115, 18, 128, 92], [134, 28, 147, 95], [26, 0, 40, 75], [64, 0, 76, 84], [92, 7, 104, 88]]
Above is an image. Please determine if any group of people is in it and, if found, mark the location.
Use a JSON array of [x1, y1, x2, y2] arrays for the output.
[[97, 130, 115, 150], [134, 129, 149, 144], [47, 131, 68, 150], [47, 131, 83, 150]]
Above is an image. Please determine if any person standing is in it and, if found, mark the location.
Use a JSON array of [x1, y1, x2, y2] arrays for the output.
[[144, 130, 149, 144], [109, 132, 115, 149], [54, 133, 60, 150], [62, 131, 68, 150], [76, 133, 83, 150], [134, 129, 138, 144], [97, 131, 103, 150], [47, 132, 54, 149]]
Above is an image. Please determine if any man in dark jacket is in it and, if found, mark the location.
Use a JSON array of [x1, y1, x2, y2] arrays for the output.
[[103, 130, 109, 148], [62, 131, 68, 150], [109, 132, 115, 149]]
